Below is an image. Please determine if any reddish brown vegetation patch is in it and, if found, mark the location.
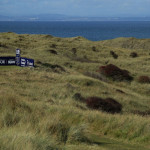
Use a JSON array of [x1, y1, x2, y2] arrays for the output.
[[138, 76, 150, 83], [98, 64, 133, 81], [85, 97, 122, 113]]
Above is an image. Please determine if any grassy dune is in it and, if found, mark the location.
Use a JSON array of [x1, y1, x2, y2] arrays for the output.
[[0, 32, 150, 150]]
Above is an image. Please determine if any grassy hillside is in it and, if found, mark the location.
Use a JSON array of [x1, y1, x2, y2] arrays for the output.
[[0, 32, 150, 150]]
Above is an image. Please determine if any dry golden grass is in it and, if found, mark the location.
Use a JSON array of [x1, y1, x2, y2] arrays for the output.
[[0, 32, 150, 149]]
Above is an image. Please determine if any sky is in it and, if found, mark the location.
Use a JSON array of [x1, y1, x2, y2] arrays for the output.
[[0, 0, 150, 17]]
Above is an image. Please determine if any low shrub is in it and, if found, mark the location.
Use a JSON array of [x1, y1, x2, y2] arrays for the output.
[[98, 64, 133, 81], [130, 52, 138, 58], [104, 98, 122, 113], [50, 44, 56, 48], [92, 46, 97, 52], [48, 49, 57, 55], [71, 48, 77, 55], [110, 51, 118, 59], [85, 97, 122, 113], [72, 93, 85, 102], [36, 61, 42, 64], [138, 76, 150, 83]]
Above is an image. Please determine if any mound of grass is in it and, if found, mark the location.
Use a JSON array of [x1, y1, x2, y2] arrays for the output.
[[100, 37, 150, 50]]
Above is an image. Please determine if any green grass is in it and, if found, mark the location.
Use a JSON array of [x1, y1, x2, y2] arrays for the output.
[[0, 32, 150, 149]]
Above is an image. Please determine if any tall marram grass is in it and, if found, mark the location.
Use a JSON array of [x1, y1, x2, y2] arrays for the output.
[[0, 33, 150, 149], [0, 94, 150, 149]]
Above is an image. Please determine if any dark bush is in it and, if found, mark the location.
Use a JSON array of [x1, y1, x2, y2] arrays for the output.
[[51, 44, 56, 48], [105, 60, 109, 64], [71, 48, 77, 55], [110, 51, 118, 59], [138, 76, 150, 83], [92, 46, 97, 52], [110, 51, 114, 54], [104, 98, 122, 113], [48, 49, 57, 55], [36, 61, 42, 64], [86, 97, 122, 113], [85, 81, 93, 86], [130, 52, 138, 58], [98, 64, 133, 81], [73, 93, 85, 102]]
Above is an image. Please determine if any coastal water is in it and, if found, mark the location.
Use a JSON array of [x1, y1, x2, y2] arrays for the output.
[[0, 21, 150, 41]]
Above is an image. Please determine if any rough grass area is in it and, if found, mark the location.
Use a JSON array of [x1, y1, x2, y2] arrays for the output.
[[0, 32, 150, 150]]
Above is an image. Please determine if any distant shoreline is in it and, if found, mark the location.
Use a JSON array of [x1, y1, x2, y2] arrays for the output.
[[0, 21, 150, 41], [1, 20, 150, 22]]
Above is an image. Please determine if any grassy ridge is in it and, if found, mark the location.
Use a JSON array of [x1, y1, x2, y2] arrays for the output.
[[0, 32, 150, 149]]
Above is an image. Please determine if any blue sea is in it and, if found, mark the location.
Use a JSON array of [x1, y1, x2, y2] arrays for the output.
[[0, 21, 150, 41]]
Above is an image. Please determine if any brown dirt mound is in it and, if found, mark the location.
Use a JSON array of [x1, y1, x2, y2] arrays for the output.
[[85, 97, 122, 113], [98, 64, 133, 81]]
